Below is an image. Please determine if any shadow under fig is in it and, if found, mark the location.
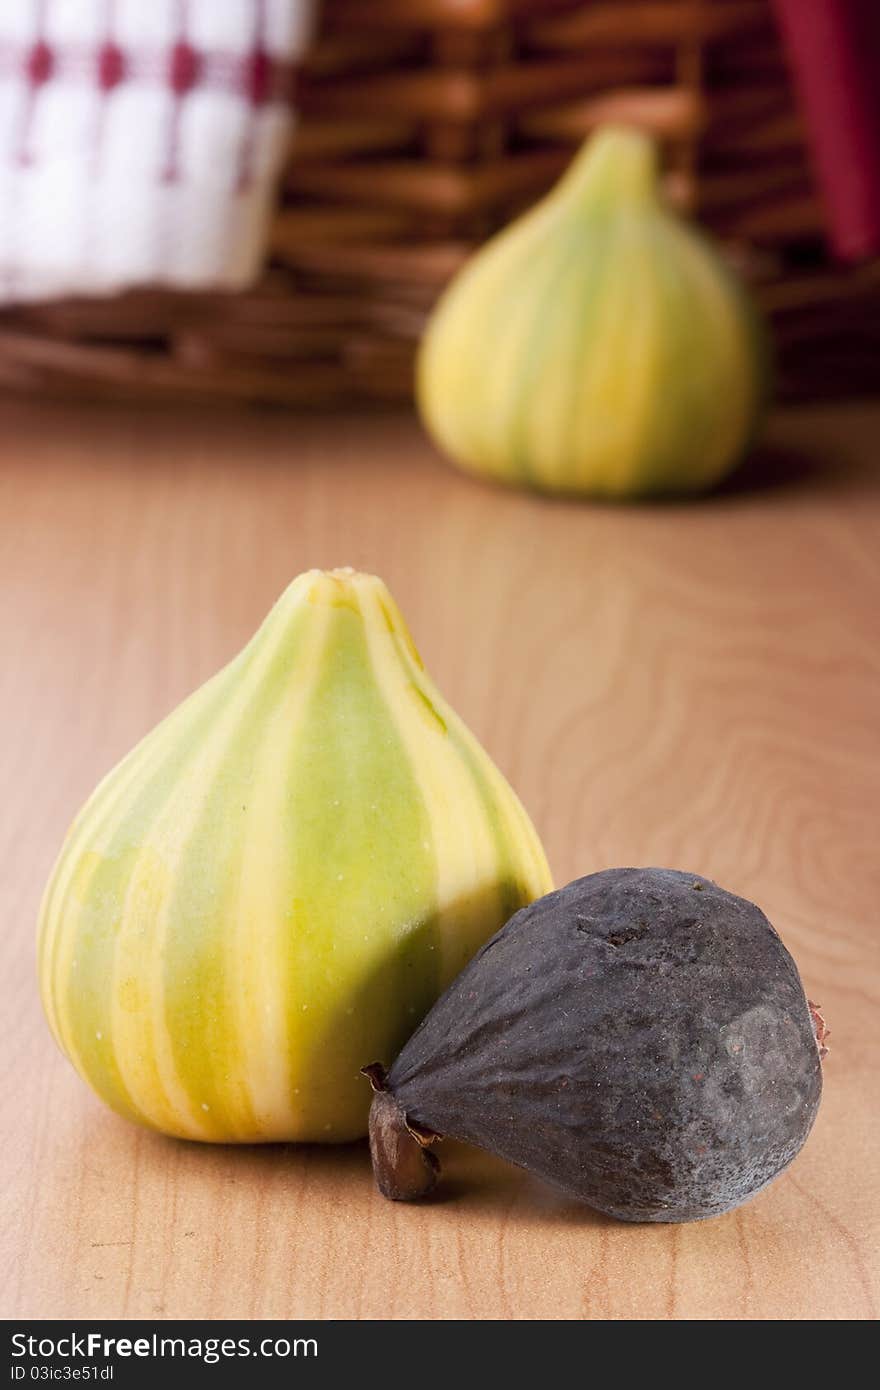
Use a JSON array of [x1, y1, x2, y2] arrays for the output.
[[427, 422, 878, 510], [140, 1124, 614, 1229], [713, 440, 831, 498]]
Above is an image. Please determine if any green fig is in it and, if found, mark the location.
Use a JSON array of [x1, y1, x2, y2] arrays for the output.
[[418, 125, 768, 497], [38, 569, 551, 1142]]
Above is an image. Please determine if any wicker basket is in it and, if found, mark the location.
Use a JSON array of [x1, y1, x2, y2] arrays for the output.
[[1, 0, 877, 406]]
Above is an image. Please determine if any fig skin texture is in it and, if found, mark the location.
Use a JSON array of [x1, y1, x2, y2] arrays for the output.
[[367, 868, 824, 1222]]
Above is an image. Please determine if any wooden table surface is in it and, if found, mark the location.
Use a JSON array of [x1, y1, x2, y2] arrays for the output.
[[1, 399, 878, 1322]]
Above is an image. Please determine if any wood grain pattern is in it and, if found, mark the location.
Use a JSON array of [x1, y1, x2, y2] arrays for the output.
[[0, 401, 878, 1321]]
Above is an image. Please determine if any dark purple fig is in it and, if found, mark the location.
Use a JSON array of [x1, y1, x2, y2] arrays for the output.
[[364, 868, 825, 1222]]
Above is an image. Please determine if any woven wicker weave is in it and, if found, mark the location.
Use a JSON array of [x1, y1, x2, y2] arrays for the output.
[[1, 0, 877, 405]]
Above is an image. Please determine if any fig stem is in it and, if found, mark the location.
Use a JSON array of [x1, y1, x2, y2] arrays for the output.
[[362, 1063, 441, 1202]]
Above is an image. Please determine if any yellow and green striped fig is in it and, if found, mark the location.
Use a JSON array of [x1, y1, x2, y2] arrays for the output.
[[417, 125, 768, 498], [37, 569, 551, 1143]]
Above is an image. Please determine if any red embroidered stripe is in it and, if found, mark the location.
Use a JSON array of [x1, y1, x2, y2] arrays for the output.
[[0, 42, 299, 104]]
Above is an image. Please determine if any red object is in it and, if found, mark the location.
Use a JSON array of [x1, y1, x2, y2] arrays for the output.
[[169, 40, 200, 95], [247, 48, 271, 104], [772, 0, 880, 261], [97, 43, 125, 92], [26, 40, 53, 86]]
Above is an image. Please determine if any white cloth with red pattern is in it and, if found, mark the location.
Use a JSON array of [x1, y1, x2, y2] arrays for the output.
[[0, 0, 314, 302]]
